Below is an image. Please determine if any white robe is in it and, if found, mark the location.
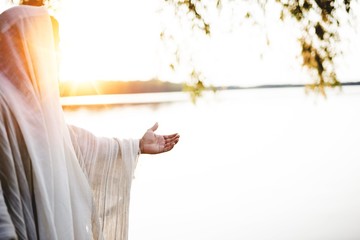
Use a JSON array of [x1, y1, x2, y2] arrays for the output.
[[0, 5, 139, 240]]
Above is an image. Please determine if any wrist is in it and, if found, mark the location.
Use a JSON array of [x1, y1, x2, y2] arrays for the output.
[[139, 138, 144, 154]]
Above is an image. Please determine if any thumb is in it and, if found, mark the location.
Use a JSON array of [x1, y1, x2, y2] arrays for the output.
[[149, 122, 159, 132]]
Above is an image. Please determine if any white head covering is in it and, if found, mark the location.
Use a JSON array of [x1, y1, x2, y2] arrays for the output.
[[0, 5, 93, 239], [0, 6, 140, 240]]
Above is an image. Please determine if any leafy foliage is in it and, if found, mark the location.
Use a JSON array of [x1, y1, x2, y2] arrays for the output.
[[166, 0, 357, 97], [277, 0, 353, 96]]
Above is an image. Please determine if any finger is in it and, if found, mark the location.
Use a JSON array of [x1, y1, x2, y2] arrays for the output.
[[166, 135, 179, 143], [165, 138, 179, 148], [149, 122, 159, 132], [165, 140, 178, 148], [164, 133, 179, 139], [164, 143, 175, 152], [166, 134, 180, 143]]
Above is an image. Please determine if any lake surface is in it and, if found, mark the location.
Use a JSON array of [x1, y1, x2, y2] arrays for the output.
[[63, 87, 360, 240]]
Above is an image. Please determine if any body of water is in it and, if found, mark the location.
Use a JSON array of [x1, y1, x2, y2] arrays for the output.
[[63, 87, 360, 240]]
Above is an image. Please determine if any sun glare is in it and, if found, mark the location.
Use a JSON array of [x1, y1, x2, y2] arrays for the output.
[[50, 0, 360, 87], [54, 0, 313, 87], [56, 0, 163, 84]]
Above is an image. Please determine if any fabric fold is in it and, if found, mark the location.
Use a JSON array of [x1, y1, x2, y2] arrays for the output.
[[68, 125, 139, 240], [0, 5, 139, 240]]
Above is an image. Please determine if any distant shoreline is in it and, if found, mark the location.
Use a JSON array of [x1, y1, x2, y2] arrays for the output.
[[225, 81, 360, 90], [60, 82, 360, 109], [59, 79, 360, 97]]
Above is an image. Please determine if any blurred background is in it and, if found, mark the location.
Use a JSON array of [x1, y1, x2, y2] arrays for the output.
[[1, 0, 360, 239]]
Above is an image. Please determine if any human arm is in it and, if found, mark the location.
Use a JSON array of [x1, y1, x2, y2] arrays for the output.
[[67, 122, 178, 238], [139, 122, 180, 154]]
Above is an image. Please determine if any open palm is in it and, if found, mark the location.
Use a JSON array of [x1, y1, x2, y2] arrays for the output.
[[140, 122, 180, 154]]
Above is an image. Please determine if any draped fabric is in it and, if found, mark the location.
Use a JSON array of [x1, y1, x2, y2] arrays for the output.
[[68, 126, 139, 240], [0, 5, 139, 240]]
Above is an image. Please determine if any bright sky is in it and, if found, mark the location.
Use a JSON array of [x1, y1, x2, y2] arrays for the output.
[[1, 0, 360, 86], [55, 0, 166, 83]]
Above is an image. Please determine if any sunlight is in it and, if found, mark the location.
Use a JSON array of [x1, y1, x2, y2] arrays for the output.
[[1, 0, 354, 87], [51, 0, 360, 87], [56, 0, 163, 83]]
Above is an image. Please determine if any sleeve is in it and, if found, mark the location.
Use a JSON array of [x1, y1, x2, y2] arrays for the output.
[[0, 182, 17, 240], [67, 124, 140, 240]]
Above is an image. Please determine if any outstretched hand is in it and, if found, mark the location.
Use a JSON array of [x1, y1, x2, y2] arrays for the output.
[[139, 122, 180, 154]]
